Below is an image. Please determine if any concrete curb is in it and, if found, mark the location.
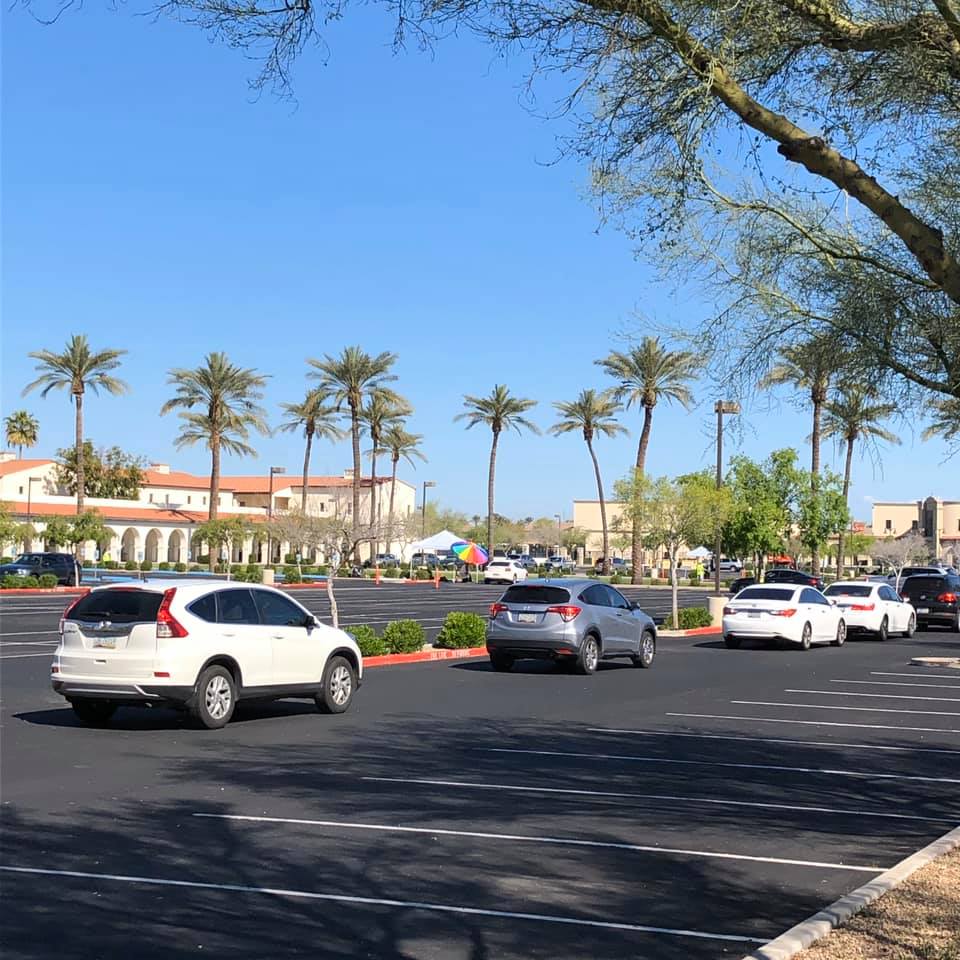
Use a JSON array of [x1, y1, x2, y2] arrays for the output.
[[657, 626, 722, 638], [363, 647, 487, 668], [742, 824, 960, 960], [0, 587, 89, 596]]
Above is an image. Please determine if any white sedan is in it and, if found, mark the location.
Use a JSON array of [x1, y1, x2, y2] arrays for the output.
[[823, 581, 916, 641], [722, 585, 846, 650], [483, 560, 528, 584]]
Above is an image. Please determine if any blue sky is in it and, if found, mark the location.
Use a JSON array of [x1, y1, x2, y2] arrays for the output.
[[2, 3, 954, 521]]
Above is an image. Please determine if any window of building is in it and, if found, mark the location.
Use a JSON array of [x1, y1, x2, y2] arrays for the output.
[[187, 496, 192, 505], [319, 502, 325, 513], [912, 520, 919, 530], [203, 496, 207, 505], [885, 519, 892, 531], [165, 493, 170, 504], [148, 493, 154, 503], [18, 486, 23, 495]]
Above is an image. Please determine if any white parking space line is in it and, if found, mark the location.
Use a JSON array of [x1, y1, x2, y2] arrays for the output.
[[587, 728, 960, 756], [733, 700, 960, 717], [0, 631, 59, 637], [787, 689, 960, 703], [0, 653, 54, 660], [362, 777, 957, 823], [481, 747, 960, 784], [666, 712, 960, 734], [0, 865, 767, 944], [193, 813, 885, 872], [831, 680, 960, 690], [873, 671, 960, 680], [0, 641, 58, 646]]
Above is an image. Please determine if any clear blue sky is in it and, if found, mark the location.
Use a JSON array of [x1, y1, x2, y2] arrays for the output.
[[2, 3, 954, 521]]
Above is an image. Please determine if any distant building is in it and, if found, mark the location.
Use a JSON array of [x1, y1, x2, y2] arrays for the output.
[[871, 497, 960, 565]]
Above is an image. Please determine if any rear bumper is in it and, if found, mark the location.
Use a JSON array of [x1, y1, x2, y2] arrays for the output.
[[486, 628, 582, 659], [52, 678, 194, 705], [914, 609, 958, 626]]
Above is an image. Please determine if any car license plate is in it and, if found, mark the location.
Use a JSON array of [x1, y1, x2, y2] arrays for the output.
[[917, 607, 929, 614], [92, 637, 116, 649], [748, 611, 761, 618], [517, 613, 537, 623]]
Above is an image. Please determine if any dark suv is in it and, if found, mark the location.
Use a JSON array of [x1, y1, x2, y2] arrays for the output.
[[764, 568, 825, 591], [899, 574, 960, 631], [0, 552, 80, 586]]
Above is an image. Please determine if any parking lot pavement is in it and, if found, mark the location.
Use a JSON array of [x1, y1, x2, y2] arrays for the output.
[[2, 595, 959, 959]]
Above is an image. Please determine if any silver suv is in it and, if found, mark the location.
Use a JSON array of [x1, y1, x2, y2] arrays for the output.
[[486, 579, 656, 675]]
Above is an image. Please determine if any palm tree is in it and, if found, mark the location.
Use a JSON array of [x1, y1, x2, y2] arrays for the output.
[[4, 410, 39, 459], [823, 386, 900, 574], [922, 398, 960, 447], [550, 390, 627, 575], [362, 393, 412, 554], [308, 347, 399, 558], [455, 385, 539, 560], [378, 424, 426, 543], [23, 335, 128, 515], [278, 390, 345, 513], [160, 352, 269, 521], [596, 336, 700, 580], [761, 337, 846, 574]]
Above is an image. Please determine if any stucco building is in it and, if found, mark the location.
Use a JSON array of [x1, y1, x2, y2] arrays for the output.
[[871, 497, 960, 566]]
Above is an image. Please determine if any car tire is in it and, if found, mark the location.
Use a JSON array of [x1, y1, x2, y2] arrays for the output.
[[70, 699, 117, 726], [833, 619, 847, 647], [317, 655, 356, 714], [876, 616, 888, 642], [904, 613, 916, 638], [483, 578, 490, 584], [799, 622, 812, 651], [490, 652, 514, 672], [723, 635, 741, 649], [575, 635, 600, 675], [632, 630, 656, 668], [190, 665, 237, 729]]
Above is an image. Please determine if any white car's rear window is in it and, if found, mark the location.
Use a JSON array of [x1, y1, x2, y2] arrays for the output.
[[67, 589, 164, 623], [735, 587, 795, 601]]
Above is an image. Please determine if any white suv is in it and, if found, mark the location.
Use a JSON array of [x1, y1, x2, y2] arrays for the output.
[[483, 559, 528, 584], [51, 581, 362, 729]]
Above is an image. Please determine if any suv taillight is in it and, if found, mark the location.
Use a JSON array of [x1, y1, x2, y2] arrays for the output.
[[937, 592, 958, 604], [59, 594, 84, 635], [156, 588, 188, 638], [546, 604, 582, 622], [489, 602, 508, 619]]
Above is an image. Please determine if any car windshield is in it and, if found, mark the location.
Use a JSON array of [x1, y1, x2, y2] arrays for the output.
[[824, 584, 873, 597], [13, 554, 43, 565], [67, 589, 164, 624], [735, 587, 795, 601], [501, 585, 570, 605]]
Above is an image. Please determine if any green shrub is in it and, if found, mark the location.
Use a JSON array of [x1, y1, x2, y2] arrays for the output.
[[382, 619, 426, 654], [174, 562, 188, 573], [157, 562, 170, 571], [284, 553, 298, 564], [316, 565, 329, 575], [38, 573, 59, 588], [610, 573, 622, 585], [383, 567, 400, 579], [139, 560, 153, 572], [124, 560, 138, 571], [8, 575, 40, 588], [688, 574, 701, 586], [104, 560, 120, 570], [663, 607, 714, 630], [436, 612, 487, 649], [336, 567, 350, 577], [2, 575, 23, 589], [349, 624, 390, 657], [281, 565, 302, 584]]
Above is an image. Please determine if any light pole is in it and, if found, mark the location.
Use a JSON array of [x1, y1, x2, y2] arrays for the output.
[[714, 401, 740, 595], [25, 476, 42, 525], [266, 466, 286, 564], [421, 481, 436, 539], [555, 514, 562, 557]]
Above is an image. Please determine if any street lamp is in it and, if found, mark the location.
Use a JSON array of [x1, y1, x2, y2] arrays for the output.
[[555, 513, 562, 557], [421, 481, 436, 539], [714, 401, 741, 595], [266, 466, 286, 564], [25, 476, 42, 525]]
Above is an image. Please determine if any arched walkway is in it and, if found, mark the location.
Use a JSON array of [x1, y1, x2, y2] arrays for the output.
[[167, 529, 185, 564], [144, 529, 163, 564], [121, 528, 140, 564], [101, 528, 120, 563]]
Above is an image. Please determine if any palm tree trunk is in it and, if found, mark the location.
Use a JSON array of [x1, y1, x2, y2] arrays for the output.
[[388, 455, 398, 554], [810, 399, 822, 575], [370, 450, 379, 559], [631, 404, 653, 583], [18, 443, 24, 459], [587, 437, 609, 575], [300, 432, 313, 514], [836, 435, 855, 578], [487, 429, 500, 566], [350, 403, 361, 564], [74, 391, 84, 516], [209, 438, 220, 521]]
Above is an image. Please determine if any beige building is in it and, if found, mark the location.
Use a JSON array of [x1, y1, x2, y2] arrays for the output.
[[0, 454, 416, 565], [871, 497, 960, 565]]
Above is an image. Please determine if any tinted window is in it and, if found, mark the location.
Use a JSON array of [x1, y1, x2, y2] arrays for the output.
[[903, 576, 948, 592], [216, 589, 259, 625], [501, 585, 570, 605], [67, 589, 164, 624], [253, 590, 306, 627], [188, 593, 218, 623], [824, 584, 872, 598], [736, 587, 795, 602], [581, 585, 611, 607], [603, 586, 631, 610], [801, 588, 825, 605], [879, 586, 898, 602], [14, 554, 43, 566]]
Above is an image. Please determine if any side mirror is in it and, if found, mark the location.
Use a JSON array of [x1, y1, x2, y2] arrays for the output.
[[303, 613, 318, 628]]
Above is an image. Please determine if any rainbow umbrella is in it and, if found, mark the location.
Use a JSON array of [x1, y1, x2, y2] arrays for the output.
[[451, 540, 489, 575]]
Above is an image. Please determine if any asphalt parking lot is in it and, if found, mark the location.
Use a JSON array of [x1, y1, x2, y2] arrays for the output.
[[2, 583, 960, 959]]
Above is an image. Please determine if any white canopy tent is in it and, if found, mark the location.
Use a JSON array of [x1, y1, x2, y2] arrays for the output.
[[405, 529, 463, 559], [687, 546, 712, 559]]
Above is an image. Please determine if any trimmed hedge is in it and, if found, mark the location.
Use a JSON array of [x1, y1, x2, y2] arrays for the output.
[[282, 565, 302, 584], [139, 560, 153, 572], [382, 619, 426, 654], [435, 612, 487, 649], [663, 607, 714, 630], [38, 574, 59, 588], [158, 562, 171, 571], [383, 567, 400, 578], [124, 560, 138, 571], [174, 562, 188, 573], [3, 575, 39, 588], [103, 560, 120, 569], [349, 624, 390, 657]]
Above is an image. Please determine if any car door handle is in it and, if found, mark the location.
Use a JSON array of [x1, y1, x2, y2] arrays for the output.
[[221, 632, 237, 638], [271, 634, 285, 639]]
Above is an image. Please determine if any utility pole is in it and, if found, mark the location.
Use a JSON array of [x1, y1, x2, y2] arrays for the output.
[[266, 466, 285, 564], [421, 480, 436, 539], [714, 401, 740, 595]]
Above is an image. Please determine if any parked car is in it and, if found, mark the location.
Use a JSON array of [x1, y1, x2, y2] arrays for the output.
[[0, 552, 80, 586], [594, 557, 628, 571], [518, 554, 540, 571], [729, 576, 756, 595], [545, 555, 576, 572], [898, 574, 960, 632], [483, 559, 528, 584], [709, 557, 743, 574], [764, 568, 825, 591], [363, 553, 399, 569], [722, 584, 846, 649], [486, 579, 656, 674], [823, 580, 916, 640], [887, 566, 945, 589], [51, 581, 362, 728], [410, 553, 440, 568]]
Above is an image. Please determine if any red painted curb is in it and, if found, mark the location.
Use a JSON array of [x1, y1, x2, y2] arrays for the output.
[[363, 646, 488, 668], [659, 626, 721, 637], [0, 587, 90, 596]]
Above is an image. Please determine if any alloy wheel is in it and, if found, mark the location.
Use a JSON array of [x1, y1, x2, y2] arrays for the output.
[[205, 676, 232, 720], [329, 665, 352, 706]]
